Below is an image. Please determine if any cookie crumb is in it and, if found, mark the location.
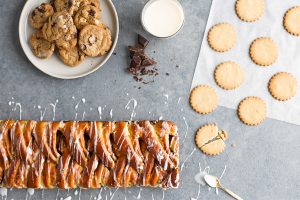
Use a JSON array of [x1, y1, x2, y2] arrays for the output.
[[176, 65, 180, 68], [232, 144, 235, 147], [113, 53, 117, 55], [166, 73, 170, 76]]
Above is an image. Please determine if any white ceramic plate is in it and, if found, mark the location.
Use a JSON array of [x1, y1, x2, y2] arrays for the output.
[[19, 0, 119, 79]]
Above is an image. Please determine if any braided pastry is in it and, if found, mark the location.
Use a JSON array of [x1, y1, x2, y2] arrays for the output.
[[0, 120, 180, 189]]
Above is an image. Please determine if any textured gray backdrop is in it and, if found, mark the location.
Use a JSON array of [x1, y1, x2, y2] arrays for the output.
[[0, 0, 299, 199]]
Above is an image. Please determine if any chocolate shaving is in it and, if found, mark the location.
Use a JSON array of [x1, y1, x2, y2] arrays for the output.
[[126, 34, 158, 82]]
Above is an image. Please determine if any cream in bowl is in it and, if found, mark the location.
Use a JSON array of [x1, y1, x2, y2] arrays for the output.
[[141, 0, 184, 38]]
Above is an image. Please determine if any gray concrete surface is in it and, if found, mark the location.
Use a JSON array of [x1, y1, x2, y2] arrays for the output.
[[1, 0, 299, 199]]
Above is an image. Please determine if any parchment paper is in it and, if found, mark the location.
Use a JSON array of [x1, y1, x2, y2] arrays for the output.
[[191, 0, 300, 125]]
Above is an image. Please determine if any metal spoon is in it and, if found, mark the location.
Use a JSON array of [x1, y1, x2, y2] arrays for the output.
[[204, 175, 243, 200]]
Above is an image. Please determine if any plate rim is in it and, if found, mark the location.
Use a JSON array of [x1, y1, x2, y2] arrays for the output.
[[18, 0, 119, 80]]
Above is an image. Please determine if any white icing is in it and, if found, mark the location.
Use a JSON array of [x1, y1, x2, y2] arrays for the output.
[[110, 109, 113, 118], [98, 107, 102, 120], [0, 187, 7, 196], [50, 99, 59, 121], [191, 184, 200, 200], [13, 103, 22, 120], [216, 165, 227, 195], [178, 97, 181, 103], [82, 111, 86, 121], [163, 94, 169, 100], [110, 188, 119, 200], [97, 188, 102, 200], [159, 116, 163, 120], [40, 108, 47, 121], [125, 98, 138, 121], [133, 188, 142, 199], [27, 188, 35, 196], [75, 98, 85, 109], [182, 117, 188, 143], [180, 148, 196, 171]]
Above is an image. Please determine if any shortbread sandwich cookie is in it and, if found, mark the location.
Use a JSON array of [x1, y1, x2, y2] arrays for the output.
[[269, 72, 298, 101], [208, 23, 237, 52], [284, 7, 300, 36], [195, 124, 227, 156], [250, 37, 278, 66], [190, 85, 218, 114], [238, 96, 267, 125], [235, 0, 265, 22], [215, 62, 245, 90]]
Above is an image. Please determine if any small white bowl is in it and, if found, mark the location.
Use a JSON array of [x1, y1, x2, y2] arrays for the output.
[[141, 0, 185, 39]]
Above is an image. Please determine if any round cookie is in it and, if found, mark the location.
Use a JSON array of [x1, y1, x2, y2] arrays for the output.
[[190, 85, 218, 114], [284, 7, 300, 36], [238, 96, 267, 126], [42, 12, 77, 50], [250, 37, 278, 66], [195, 124, 227, 156], [208, 23, 237, 52], [215, 62, 245, 90], [30, 30, 55, 59], [29, 3, 54, 29], [74, 0, 100, 15], [74, 5, 102, 30], [78, 25, 112, 57], [235, 0, 265, 22], [268, 72, 298, 101], [59, 45, 88, 67], [52, 0, 76, 15]]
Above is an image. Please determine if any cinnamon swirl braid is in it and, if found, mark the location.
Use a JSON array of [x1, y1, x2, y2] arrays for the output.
[[0, 120, 180, 189]]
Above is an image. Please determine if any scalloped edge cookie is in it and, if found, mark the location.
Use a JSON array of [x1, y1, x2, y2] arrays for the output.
[[195, 124, 227, 156], [190, 85, 219, 114], [208, 23, 237, 52], [215, 62, 245, 90], [284, 7, 300, 36], [250, 37, 279, 66], [269, 72, 298, 101], [238, 96, 267, 126], [236, 0, 265, 22]]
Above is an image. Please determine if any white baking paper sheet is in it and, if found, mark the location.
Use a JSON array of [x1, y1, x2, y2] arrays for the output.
[[191, 0, 300, 125]]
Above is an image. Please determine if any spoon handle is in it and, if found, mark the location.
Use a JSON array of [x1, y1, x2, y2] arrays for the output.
[[219, 186, 243, 200]]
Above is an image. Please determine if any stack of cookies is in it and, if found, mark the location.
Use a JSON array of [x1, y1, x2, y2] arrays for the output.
[[29, 0, 112, 67]]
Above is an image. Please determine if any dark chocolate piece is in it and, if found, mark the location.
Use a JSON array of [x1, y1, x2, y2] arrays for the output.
[[137, 34, 149, 52]]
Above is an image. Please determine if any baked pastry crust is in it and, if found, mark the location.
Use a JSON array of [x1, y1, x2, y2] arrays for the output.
[[0, 120, 180, 189]]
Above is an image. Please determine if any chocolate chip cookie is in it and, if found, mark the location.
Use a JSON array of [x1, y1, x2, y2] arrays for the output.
[[29, 3, 54, 29], [51, 0, 76, 16], [42, 12, 77, 50], [78, 25, 112, 57], [30, 30, 55, 59], [74, 0, 100, 15], [59, 45, 88, 67], [74, 5, 102, 30]]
